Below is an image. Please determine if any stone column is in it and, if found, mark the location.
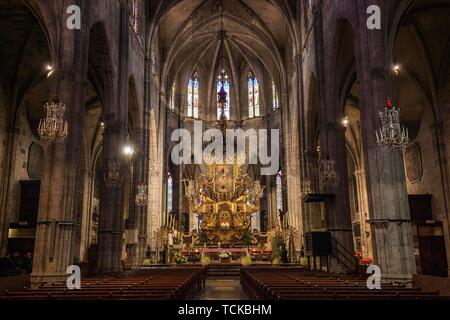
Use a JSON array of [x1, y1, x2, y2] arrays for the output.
[[96, 1, 130, 273], [280, 87, 303, 255], [31, 15, 89, 284], [0, 126, 21, 256], [96, 122, 126, 274], [127, 128, 147, 268], [354, 169, 373, 259], [322, 122, 354, 267], [302, 149, 324, 232], [354, 0, 416, 282], [429, 122, 450, 274]]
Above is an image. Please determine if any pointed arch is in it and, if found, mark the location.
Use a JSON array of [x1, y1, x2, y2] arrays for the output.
[[187, 71, 199, 118], [248, 69, 260, 118]]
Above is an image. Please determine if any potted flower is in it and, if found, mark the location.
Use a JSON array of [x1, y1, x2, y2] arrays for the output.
[[142, 259, 151, 267], [173, 252, 188, 265], [356, 257, 373, 276], [219, 251, 231, 263], [241, 255, 252, 267], [201, 256, 211, 267]]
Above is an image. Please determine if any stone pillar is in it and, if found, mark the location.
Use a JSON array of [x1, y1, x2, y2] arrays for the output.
[[128, 128, 148, 268], [322, 122, 354, 267], [313, 3, 354, 265], [354, 169, 373, 259], [147, 93, 164, 262], [31, 16, 89, 285], [96, 1, 130, 274], [96, 122, 126, 274], [280, 87, 303, 255], [354, 0, 416, 282], [0, 126, 21, 256], [302, 149, 324, 232], [429, 122, 450, 274]]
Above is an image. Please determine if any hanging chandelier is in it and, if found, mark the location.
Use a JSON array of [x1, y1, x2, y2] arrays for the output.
[[376, 98, 409, 149], [103, 159, 124, 187], [38, 95, 69, 143], [301, 177, 312, 196], [135, 184, 148, 206], [319, 157, 339, 188]]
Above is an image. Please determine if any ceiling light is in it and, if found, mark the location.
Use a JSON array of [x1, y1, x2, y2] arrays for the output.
[[123, 144, 135, 156], [342, 116, 350, 128], [46, 65, 55, 78], [393, 64, 400, 74]]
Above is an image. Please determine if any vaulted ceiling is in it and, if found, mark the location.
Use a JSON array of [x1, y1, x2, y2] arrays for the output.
[[158, 0, 291, 89], [0, 0, 50, 110]]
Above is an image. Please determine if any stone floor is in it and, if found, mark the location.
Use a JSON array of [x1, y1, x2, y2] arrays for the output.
[[199, 279, 249, 300]]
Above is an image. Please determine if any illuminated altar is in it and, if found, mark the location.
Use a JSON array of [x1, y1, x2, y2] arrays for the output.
[[184, 155, 264, 244]]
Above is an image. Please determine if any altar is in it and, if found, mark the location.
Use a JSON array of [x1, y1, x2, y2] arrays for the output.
[[184, 154, 264, 245]]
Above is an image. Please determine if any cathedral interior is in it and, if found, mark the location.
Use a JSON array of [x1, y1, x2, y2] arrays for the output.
[[1, 0, 450, 303]]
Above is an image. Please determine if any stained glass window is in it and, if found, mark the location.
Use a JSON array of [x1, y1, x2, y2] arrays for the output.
[[276, 171, 283, 212], [217, 69, 230, 120], [187, 72, 199, 118], [169, 83, 176, 110], [272, 81, 279, 110], [248, 70, 260, 118], [167, 173, 173, 213], [130, 0, 138, 32]]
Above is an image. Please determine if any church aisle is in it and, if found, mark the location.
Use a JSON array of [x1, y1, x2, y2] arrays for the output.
[[198, 279, 249, 300]]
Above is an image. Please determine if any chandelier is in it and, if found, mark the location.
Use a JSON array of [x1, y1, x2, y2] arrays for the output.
[[103, 159, 124, 187], [135, 184, 148, 206], [319, 157, 339, 189], [38, 95, 69, 143], [301, 177, 312, 196], [376, 98, 409, 149]]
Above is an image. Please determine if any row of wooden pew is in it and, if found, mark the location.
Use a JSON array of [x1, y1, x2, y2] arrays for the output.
[[241, 267, 450, 300], [0, 267, 205, 300]]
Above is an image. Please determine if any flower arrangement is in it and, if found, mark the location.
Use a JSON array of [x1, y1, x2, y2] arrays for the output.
[[201, 256, 211, 266], [359, 257, 373, 266], [142, 259, 151, 267], [241, 255, 252, 266], [272, 258, 281, 265], [354, 251, 363, 259], [219, 251, 231, 260], [173, 252, 188, 264]]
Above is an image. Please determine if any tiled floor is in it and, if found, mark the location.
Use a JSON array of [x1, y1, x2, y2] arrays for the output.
[[199, 279, 249, 300]]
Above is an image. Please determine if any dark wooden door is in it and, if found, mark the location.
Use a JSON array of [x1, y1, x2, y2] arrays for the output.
[[419, 235, 448, 277]]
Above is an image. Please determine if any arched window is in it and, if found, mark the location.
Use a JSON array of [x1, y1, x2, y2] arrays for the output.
[[217, 69, 230, 120], [248, 70, 260, 118], [187, 72, 199, 118], [276, 171, 283, 212], [167, 172, 173, 213], [130, 0, 138, 32], [169, 83, 176, 110], [272, 81, 279, 110]]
